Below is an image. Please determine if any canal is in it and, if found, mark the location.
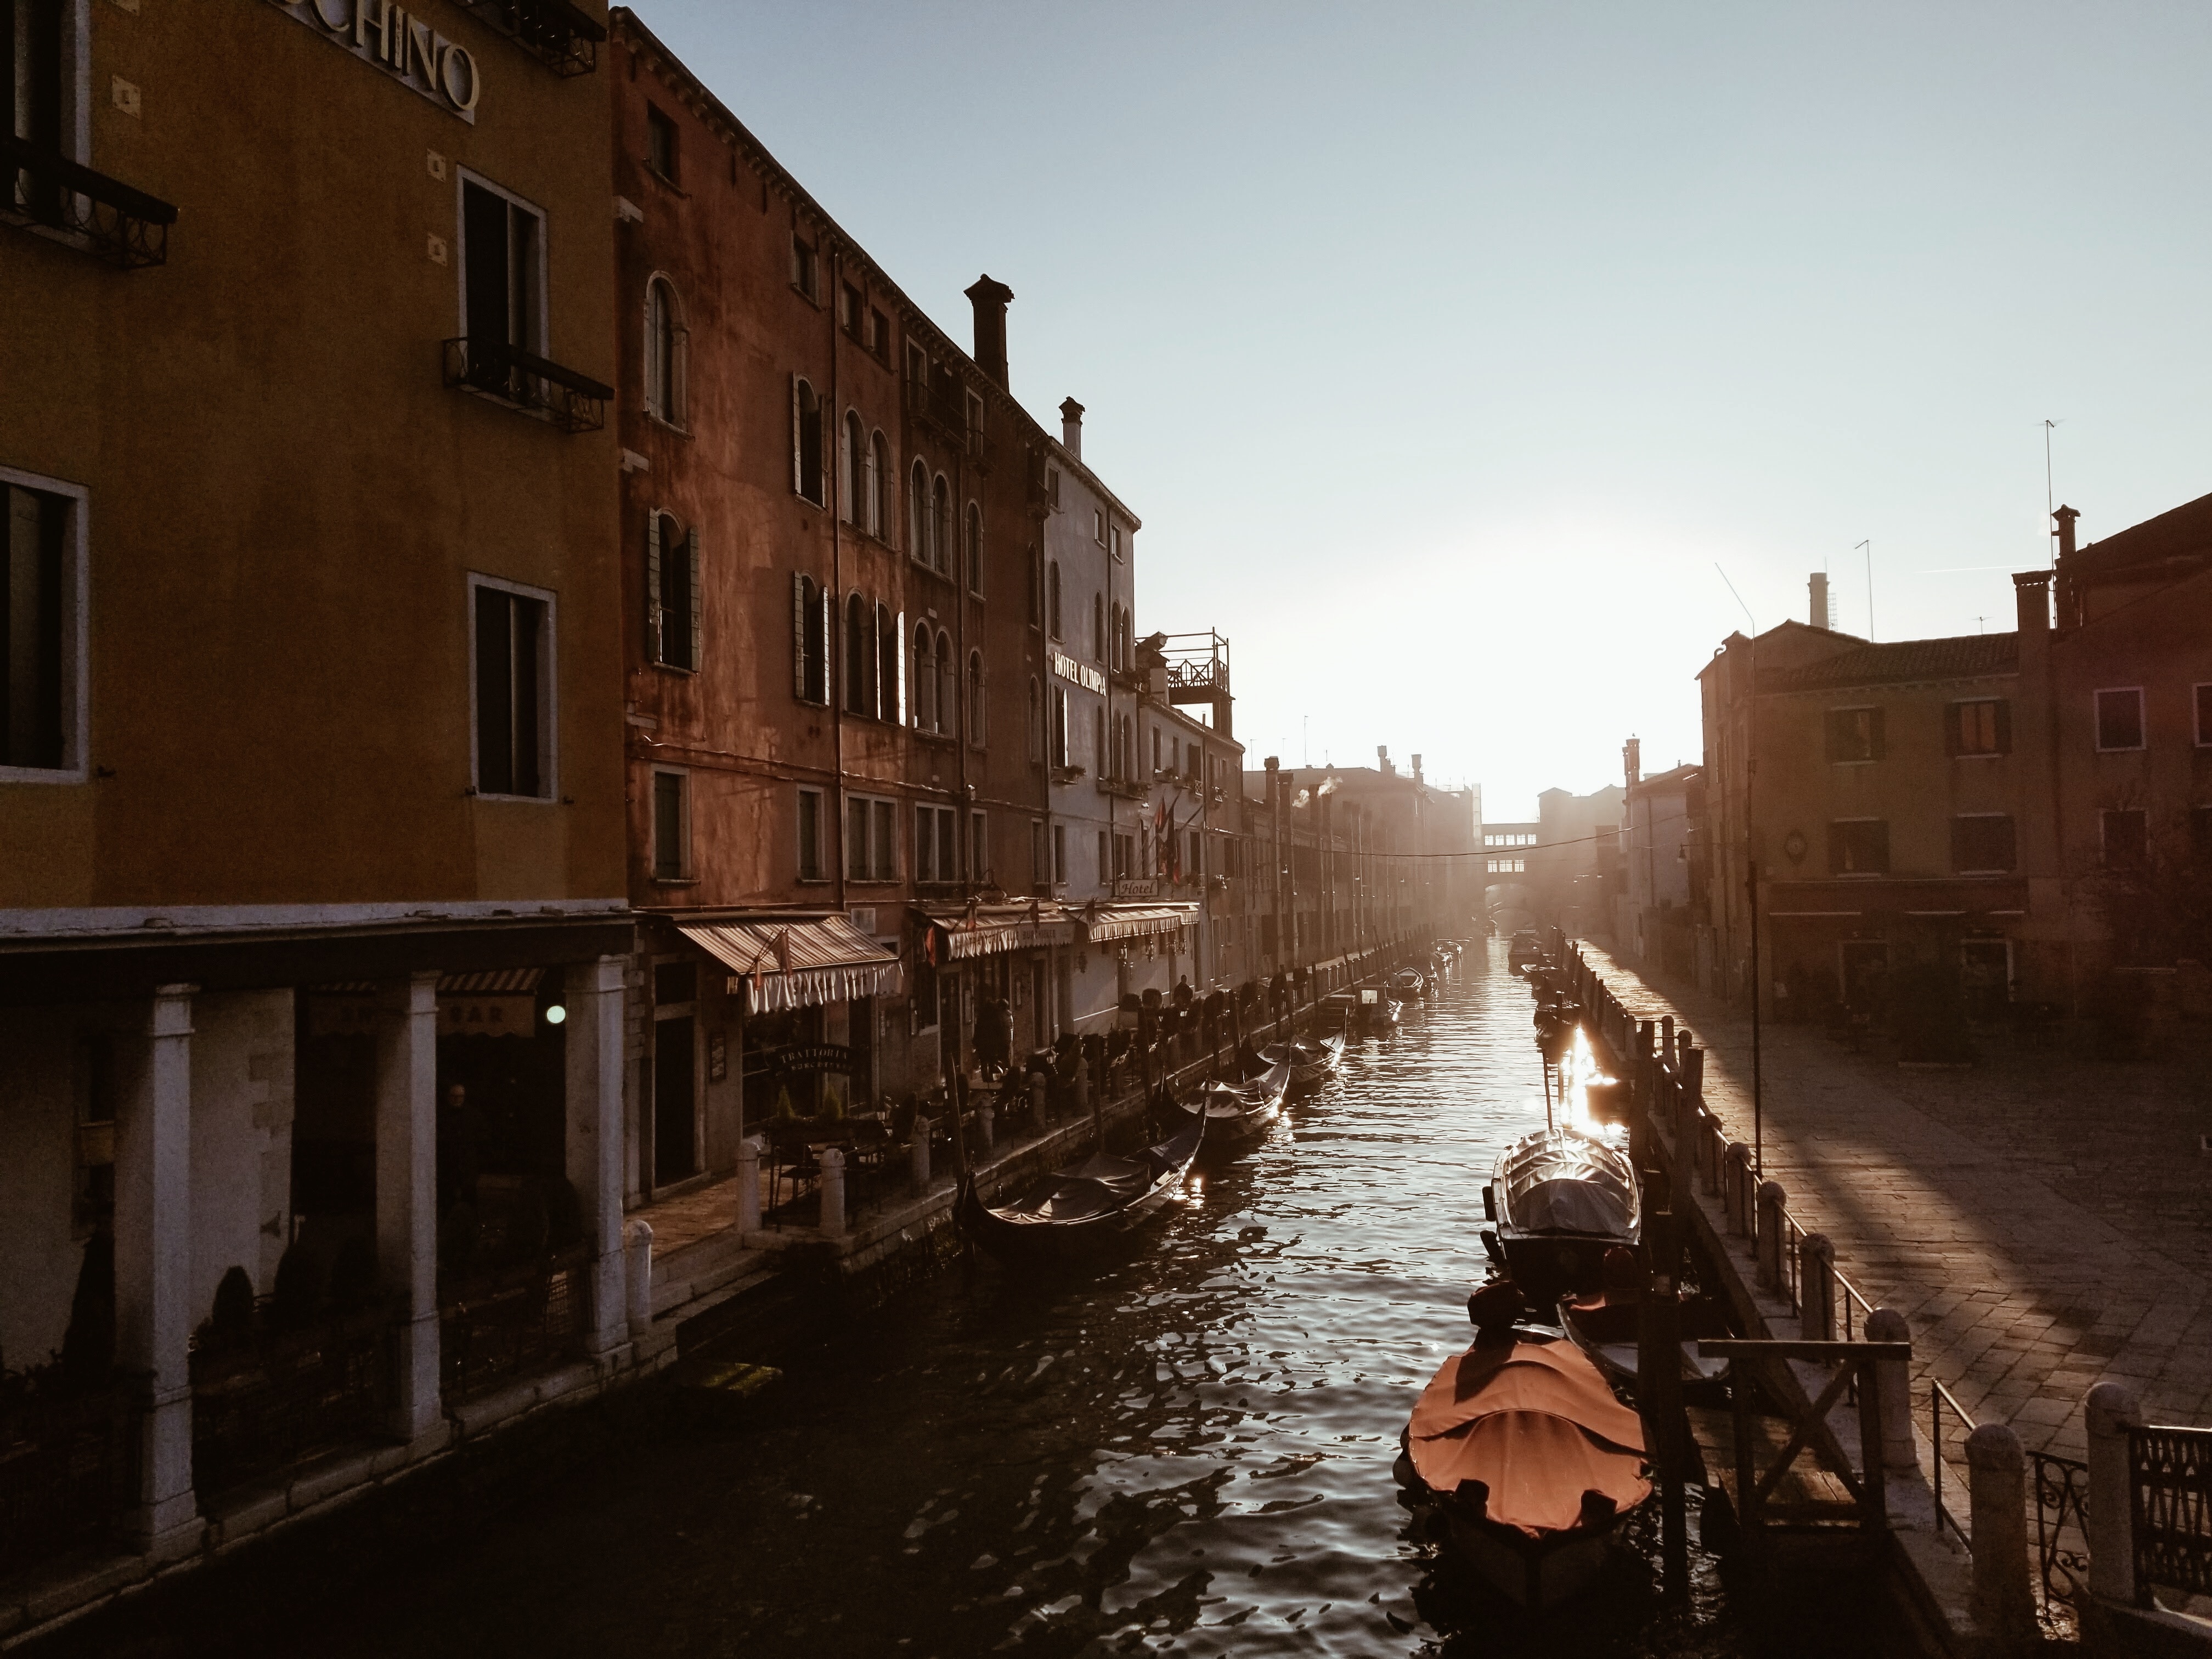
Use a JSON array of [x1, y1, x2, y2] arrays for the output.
[[42, 941, 1897, 1658]]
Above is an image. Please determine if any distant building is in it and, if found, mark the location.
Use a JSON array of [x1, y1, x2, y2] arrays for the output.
[[1616, 738, 1705, 979]]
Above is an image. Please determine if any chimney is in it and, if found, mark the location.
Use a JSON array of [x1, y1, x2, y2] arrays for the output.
[[2013, 569, 2051, 635], [2052, 504, 2079, 563], [1412, 753, 1424, 783], [1623, 736, 1641, 788], [1059, 397, 1084, 459], [1809, 572, 1830, 630], [963, 275, 1013, 390], [1377, 744, 1392, 776]]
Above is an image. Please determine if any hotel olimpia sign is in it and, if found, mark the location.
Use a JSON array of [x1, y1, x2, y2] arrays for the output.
[[268, 0, 482, 123], [1049, 647, 1105, 696]]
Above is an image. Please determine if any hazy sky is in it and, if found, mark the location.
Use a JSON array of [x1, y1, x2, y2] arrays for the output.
[[636, 2, 2212, 819]]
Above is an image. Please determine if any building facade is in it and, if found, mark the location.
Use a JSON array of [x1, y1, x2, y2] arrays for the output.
[[3, 0, 631, 1563]]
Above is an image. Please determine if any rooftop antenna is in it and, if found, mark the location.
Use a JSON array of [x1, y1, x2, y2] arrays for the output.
[[1714, 564, 1756, 633], [1303, 716, 1309, 768], [1855, 540, 1873, 638], [2043, 419, 2063, 566]]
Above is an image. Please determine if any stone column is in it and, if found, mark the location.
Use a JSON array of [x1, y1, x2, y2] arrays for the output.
[[736, 1135, 763, 1233], [376, 970, 442, 1442], [1867, 1308, 1917, 1469], [1756, 1181, 1786, 1290], [115, 983, 199, 1551], [1967, 1423, 2036, 1646], [2086, 1380, 2142, 1606], [623, 1218, 653, 1337], [566, 956, 629, 1360], [819, 1147, 848, 1237], [1799, 1233, 1836, 1343]]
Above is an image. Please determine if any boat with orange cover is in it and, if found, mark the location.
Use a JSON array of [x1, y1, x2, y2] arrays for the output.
[[1394, 1284, 1651, 1609]]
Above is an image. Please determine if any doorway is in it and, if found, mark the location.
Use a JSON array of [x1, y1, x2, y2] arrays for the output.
[[1959, 939, 2012, 1022], [1839, 940, 1891, 1015], [654, 1015, 696, 1185]]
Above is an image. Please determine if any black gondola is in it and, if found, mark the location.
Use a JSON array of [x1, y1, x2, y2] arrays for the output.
[[955, 1108, 1206, 1264], [1181, 1056, 1292, 1159], [1261, 1031, 1345, 1091], [1479, 1128, 1640, 1310]]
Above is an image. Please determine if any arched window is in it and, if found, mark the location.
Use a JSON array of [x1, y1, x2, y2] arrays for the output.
[[1092, 593, 1104, 660], [1047, 561, 1062, 639], [1028, 677, 1042, 763], [931, 475, 950, 573], [844, 592, 870, 714], [912, 623, 934, 730], [967, 651, 985, 747], [795, 573, 827, 703], [876, 601, 898, 723], [648, 510, 697, 672], [842, 410, 865, 525], [645, 277, 685, 426], [792, 379, 823, 505], [909, 458, 928, 556], [1093, 705, 1107, 777], [868, 432, 890, 539], [965, 503, 983, 595], [1027, 545, 1041, 627], [935, 629, 952, 736]]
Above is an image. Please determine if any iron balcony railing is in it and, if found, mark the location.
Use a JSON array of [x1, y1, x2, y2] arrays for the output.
[[444, 0, 605, 75], [443, 337, 612, 432], [2, 137, 176, 269]]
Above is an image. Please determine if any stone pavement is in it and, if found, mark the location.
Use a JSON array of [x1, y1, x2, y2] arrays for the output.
[[1579, 944, 2212, 1464]]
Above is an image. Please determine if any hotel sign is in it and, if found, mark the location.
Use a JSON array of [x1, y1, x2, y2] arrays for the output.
[[268, 0, 482, 123], [1049, 647, 1105, 697]]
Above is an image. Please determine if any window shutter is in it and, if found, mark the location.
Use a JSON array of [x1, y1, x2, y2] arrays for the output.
[[790, 375, 803, 496], [819, 585, 831, 703], [1995, 699, 2013, 755], [646, 512, 664, 664], [792, 573, 808, 699], [686, 526, 703, 671], [1869, 708, 1886, 761], [895, 613, 907, 726]]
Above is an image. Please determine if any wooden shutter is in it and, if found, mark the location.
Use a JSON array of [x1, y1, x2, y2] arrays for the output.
[[686, 526, 703, 672], [793, 572, 808, 699], [646, 511, 664, 664], [1994, 699, 2013, 755], [791, 375, 802, 496], [895, 612, 907, 727], [818, 584, 831, 703]]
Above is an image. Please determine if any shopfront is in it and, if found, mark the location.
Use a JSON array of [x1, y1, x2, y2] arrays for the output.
[[915, 904, 1078, 1075]]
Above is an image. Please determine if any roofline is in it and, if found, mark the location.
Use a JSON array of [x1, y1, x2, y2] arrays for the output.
[[608, 9, 1138, 522]]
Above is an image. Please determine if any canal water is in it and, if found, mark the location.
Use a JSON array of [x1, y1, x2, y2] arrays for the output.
[[43, 941, 1897, 1659]]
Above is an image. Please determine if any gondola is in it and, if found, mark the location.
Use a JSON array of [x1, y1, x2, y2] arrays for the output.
[[1506, 930, 1544, 973], [955, 1108, 1205, 1264], [1181, 1056, 1292, 1158], [1261, 1031, 1345, 1091], [1479, 1127, 1640, 1311], [1389, 967, 1429, 998], [1560, 1285, 1733, 1397], [1321, 988, 1400, 1037], [1395, 1280, 1651, 1610]]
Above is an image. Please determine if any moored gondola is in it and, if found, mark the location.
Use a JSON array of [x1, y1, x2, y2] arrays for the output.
[[1181, 1056, 1292, 1159], [1261, 1031, 1345, 1091], [1480, 1127, 1640, 1311], [1389, 967, 1429, 998], [956, 1108, 1205, 1265], [1321, 988, 1400, 1037]]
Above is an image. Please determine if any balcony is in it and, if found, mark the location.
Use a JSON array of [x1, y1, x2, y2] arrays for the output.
[[2, 138, 176, 269], [1050, 763, 1087, 785], [444, 0, 606, 75], [1097, 774, 1148, 802], [443, 337, 612, 432]]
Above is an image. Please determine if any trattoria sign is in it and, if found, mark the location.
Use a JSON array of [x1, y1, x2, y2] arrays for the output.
[[267, 0, 482, 123]]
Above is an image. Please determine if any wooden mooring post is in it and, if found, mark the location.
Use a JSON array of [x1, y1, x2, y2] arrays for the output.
[[1639, 1207, 1692, 1602]]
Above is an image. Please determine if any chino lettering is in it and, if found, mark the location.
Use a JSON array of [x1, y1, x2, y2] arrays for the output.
[[269, 0, 481, 123]]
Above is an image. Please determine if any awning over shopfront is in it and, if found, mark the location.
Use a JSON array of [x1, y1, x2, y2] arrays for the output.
[[916, 902, 1077, 961], [679, 916, 904, 1014], [1081, 902, 1202, 944], [306, 968, 548, 1037]]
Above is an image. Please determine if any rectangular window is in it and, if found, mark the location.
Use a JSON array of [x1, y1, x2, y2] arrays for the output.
[[1092, 509, 1105, 544], [460, 176, 544, 357], [1046, 467, 1061, 510], [797, 787, 823, 880], [1827, 819, 1889, 875], [645, 104, 678, 182], [840, 280, 862, 339], [2103, 809, 2148, 870], [1050, 686, 1069, 767], [915, 803, 934, 882], [790, 234, 819, 302], [1031, 820, 1045, 885], [471, 578, 553, 799], [2096, 687, 2145, 751], [1054, 823, 1068, 883], [1950, 814, 2016, 873], [647, 513, 699, 673], [873, 799, 896, 881], [2, 477, 70, 772], [1824, 706, 1884, 763], [842, 794, 901, 882], [867, 307, 889, 359], [1114, 833, 1132, 879], [1110, 524, 1123, 563], [847, 795, 870, 882], [971, 810, 988, 884], [1950, 698, 2010, 757], [1097, 830, 1109, 884], [652, 769, 689, 880]]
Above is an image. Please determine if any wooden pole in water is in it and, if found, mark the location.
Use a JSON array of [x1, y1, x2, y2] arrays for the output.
[[1640, 1208, 1690, 1602]]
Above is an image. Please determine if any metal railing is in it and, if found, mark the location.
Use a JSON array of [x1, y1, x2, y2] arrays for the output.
[[446, 0, 604, 76], [1930, 1379, 1977, 1547], [190, 1305, 393, 1498], [2, 136, 176, 268], [438, 1246, 589, 1403], [0, 1366, 142, 1576], [442, 337, 612, 432]]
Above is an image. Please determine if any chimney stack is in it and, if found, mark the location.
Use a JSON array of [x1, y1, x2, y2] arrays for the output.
[[1412, 753, 1424, 782], [963, 275, 1013, 391], [1377, 744, 1393, 776], [1059, 397, 1084, 459], [1624, 736, 1641, 788], [2053, 504, 2079, 563], [1809, 572, 1830, 630], [2013, 569, 2051, 635]]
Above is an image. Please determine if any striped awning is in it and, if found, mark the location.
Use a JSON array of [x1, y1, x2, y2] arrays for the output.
[[680, 916, 903, 1014], [916, 903, 1077, 960], [1081, 903, 1201, 943], [309, 968, 544, 997]]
